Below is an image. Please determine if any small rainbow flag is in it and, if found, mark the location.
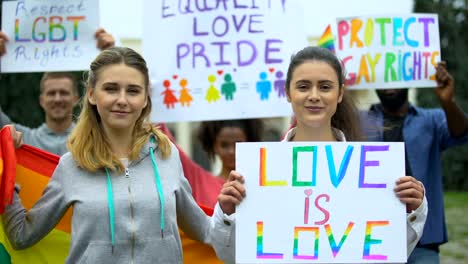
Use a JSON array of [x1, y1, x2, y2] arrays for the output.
[[0, 127, 222, 264], [317, 24, 335, 53]]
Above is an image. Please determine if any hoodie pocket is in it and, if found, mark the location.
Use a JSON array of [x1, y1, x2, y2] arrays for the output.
[[78, 235, 182, 263], [79, 241, 130, 264], [135, 235, 183, 264]]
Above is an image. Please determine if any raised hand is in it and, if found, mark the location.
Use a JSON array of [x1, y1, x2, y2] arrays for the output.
[[95, 28, 115, 51], [434, 61, 455, 104]]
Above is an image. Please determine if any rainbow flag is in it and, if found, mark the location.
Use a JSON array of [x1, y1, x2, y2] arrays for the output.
[[317, 24, 335, 53], [0, 127, 222, 263]]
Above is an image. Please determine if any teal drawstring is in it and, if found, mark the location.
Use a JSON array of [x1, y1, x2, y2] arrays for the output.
[[149, 135, 165, 238], [105, 168, 116, 250], [104, 135, 165, 251]]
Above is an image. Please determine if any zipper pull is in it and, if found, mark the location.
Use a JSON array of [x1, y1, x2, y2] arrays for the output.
[[125, 168, 129, 178]]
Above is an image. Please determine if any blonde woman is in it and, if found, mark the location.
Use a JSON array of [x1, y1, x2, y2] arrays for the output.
[[4, 47, 244, 264]]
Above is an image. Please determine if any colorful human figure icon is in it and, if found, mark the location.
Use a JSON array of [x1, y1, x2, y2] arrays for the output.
[[161, 79, 178, 109], [221, 73, 237, 101], [256, 72, 272, 100], [179, 78, 193, 107], [274, 70, 286, 98], [205, 74, 221, 103]]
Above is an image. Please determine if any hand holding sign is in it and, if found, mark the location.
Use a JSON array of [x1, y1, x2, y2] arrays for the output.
[[218, 170, 246, 216], [394, 176, 425, 213], [0, 31, 8, 56], [95, 28, 115, 50]]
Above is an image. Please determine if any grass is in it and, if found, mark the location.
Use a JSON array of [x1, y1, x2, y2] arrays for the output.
[[439, 192, 468, 264]]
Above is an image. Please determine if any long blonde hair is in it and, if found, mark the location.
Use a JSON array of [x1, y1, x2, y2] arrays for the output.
[[68, 47, 171, 173]]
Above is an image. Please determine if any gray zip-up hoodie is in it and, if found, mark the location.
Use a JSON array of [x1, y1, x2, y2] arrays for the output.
[[3, 139, 235, 263]]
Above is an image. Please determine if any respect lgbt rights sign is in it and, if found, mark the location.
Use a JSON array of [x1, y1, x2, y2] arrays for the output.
[[1, 0, 99, 72]]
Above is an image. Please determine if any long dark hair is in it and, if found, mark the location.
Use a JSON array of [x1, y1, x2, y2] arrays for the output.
[[285, 47, 363, 141]]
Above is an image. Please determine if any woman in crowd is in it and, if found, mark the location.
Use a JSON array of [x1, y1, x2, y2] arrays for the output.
[[224, 46, 428, 257], [198, 119, 263, 181]]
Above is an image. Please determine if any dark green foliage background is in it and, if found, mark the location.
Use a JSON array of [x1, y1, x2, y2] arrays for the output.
[[414, 0, 468, 190]]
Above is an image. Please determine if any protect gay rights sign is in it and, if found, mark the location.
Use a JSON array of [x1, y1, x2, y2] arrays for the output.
[[236, 142, 407, 263], [1, 0, 100, 72], [335, 14, 440, 89]]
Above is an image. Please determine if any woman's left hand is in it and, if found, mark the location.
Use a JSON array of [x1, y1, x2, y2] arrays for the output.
[[394, 176, 424, 213], [218, 170, 246, 215]]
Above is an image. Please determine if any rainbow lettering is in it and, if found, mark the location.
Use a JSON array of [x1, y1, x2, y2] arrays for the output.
[[15, 16, 86, 43], [293, 227, 319, 259], [259, 148, 287, 186], [325, 222, 355, 257], [256, 221, 284, 259], [292, 146, 317, 186], [359, 145, 389, 188], [363, 221, 390, 260], [325, 145, 353, 188]]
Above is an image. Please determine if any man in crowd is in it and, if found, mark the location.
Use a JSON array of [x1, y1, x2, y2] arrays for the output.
[[0, 29, 114, 155], [364, 62, 468, 264]]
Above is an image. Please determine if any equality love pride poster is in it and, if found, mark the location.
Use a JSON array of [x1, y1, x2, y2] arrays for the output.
[[1, 0, 100, 73], [143, 0, 308, 122], [236, 142, 407, 263], [335, 14, 441, 89]]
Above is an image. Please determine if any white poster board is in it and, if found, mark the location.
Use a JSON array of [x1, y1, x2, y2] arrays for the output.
[[335, 14, 440, 89], [143, 0, 308, 122], [236, 142, 407, 263], [1, 0, 100, 73]]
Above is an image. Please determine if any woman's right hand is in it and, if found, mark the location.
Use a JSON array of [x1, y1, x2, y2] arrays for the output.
[[5, 125, 23, 149], [218, 170, 246, 215]]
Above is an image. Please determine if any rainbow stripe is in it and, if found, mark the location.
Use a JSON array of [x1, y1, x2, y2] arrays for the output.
[[293, 227, 319, 259], [0, 144, 70, 264], [325, 222, 355, 257], [363, 221, 389, 260], [318, 25, 335, 53], [14, 19, 30, 42], [67, 16, 86, 41], [49, 16, 67, 42], [256, 221, 283, 259]]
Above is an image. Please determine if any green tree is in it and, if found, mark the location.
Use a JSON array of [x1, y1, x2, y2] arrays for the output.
[[414, 0, 468, 190]]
